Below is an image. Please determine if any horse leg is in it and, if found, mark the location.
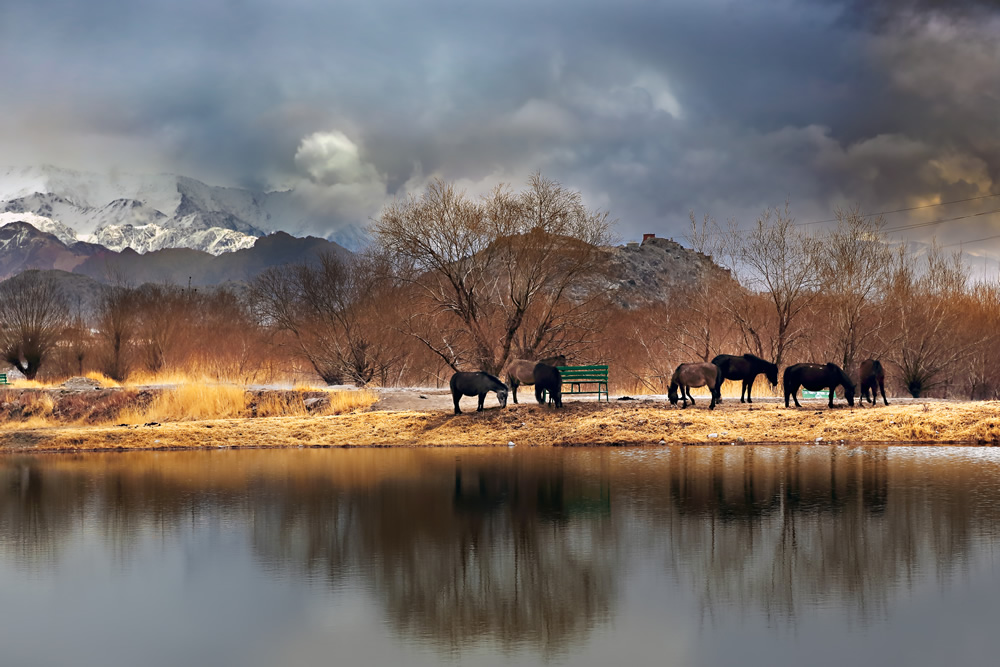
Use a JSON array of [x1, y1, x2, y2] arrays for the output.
[[880, 380, 889, 406], [828, 388, 835, 409], [477, 393, 486, 411], [790, 385, 802, 408], [686, 386, 695, 406], [709, 388, 716, 410], [511, 379, 519, 404], [744, 379, 752, 403], [453, 392, 462, 415]]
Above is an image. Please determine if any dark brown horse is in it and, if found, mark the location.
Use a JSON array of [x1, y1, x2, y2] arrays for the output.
[[711, 353, 779, 403], [668, 362, 722, 409], [783, 363, 855, 408], [504, 355, 566, 404], [450, 371, 509, 415], [859, 359, 888, 405]]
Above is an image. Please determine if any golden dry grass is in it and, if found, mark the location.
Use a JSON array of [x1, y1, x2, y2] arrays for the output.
[[120, 384, 249, 422], [84, 372, 121, 387], [3, 398, 1000, 452]]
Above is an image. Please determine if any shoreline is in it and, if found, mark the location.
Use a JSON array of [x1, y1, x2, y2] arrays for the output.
[[2, 399, 999, 453]]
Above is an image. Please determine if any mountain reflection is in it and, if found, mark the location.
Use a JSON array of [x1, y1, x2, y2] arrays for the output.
[[2, 446, 1000, 651]]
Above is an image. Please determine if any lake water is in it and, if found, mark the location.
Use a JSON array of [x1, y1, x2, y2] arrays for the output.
[[2, 446, 1000, 666]]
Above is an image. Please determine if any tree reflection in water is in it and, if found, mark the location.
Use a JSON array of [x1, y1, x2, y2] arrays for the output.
[[2, 446, 1000, 653]]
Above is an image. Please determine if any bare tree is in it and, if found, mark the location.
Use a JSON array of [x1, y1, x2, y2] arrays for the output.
[[887, 244, 972, 397], [816, 206, 894, 371], [374, 173, 613, 375], [0, 271, 70, 379], [251, 251, 402, 385], [134, 284, 188, 374], [95, 273, 138, 382], [717, 205, 822, 367]]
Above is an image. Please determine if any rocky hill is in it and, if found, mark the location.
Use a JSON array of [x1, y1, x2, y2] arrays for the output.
[[603, 235, 733, 308]]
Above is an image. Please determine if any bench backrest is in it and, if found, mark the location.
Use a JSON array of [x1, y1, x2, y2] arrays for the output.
[[0, 373, 7, 384], [557, 365, 608, 381]]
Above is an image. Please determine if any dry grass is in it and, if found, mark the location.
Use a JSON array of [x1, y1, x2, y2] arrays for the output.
[[3, 398, 1000, 452], [119, 384, 249, 423], [84, 372, 121, 387], [0, 382, 378, 430], [8, 378, 54, 389], [327, 388, 378, 413]]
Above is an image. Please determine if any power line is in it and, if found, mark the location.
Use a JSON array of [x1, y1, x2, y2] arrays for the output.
[[795, 192, 1000, 227], [944, 232, 1000, 249], [687, 193, 1000, 243], [881, 207, 1000, 233]]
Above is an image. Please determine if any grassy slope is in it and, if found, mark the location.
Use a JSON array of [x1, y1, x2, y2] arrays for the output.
[[3, 400, 1000, 452]]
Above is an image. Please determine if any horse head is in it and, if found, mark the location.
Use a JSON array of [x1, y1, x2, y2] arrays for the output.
[[843, 381, 856, 407], [496, 385, 509, 408], [766, 363, 779, 387]]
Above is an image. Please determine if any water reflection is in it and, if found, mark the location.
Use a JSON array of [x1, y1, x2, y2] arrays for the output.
[[2, 446, 1000, 662]]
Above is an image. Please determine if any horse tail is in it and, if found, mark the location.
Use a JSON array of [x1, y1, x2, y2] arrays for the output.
[[872, 359, 884, 377]]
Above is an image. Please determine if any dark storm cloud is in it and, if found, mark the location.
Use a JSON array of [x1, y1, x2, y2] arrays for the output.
[[1, 0, 999, 250]]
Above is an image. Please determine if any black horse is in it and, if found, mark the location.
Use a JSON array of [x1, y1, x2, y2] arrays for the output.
[[783, 363, 856, 408], [711, 353, 779, 403], [450, 371, 509, 415], [859, 359, 888, 406], [533, 363, 563, 408]]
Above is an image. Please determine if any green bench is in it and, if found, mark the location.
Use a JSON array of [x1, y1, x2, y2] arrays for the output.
[[0, 373, 8, 385], [542, 364, 610, 403]]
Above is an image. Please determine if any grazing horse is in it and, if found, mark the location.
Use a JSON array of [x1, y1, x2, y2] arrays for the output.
[[505, 354, 567, 404], [783, 363, 856, 408], [533, 363, 563, 408], [711, 353, 779, 403], [668, 362, 722, 409], [859, 359, 888, 406], [450, 371, 509, 415]]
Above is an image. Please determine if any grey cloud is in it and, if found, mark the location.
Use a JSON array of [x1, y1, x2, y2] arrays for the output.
[[1, 0, 999, 251]]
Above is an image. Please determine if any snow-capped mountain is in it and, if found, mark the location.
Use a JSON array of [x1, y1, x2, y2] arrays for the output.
[[0, 165, 368, 254], [0, 220, 352, 286]]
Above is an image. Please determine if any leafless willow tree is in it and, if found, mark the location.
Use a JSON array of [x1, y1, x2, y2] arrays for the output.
[[95, 273, 138, 382], [887, 244, 974, 397], [251, 251, 404, 385], [708, 205, 821, 367], [0, 270, 70, 380], [373, 173, 613, 375], [817, 206, 894, 371]]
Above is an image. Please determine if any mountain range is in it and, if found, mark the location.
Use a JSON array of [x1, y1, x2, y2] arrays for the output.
[[0, 221, 351, 286], [0, 165, 368, 255]]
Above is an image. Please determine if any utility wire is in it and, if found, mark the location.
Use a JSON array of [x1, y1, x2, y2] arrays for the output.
[[944, 232, 1000, 248], [882, 207, 1000, 233], [686, 193, 1000, 244], [795, 191, 1000, 227]]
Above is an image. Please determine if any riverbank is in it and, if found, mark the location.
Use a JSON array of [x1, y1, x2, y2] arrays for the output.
[[2, 398, 999, 452]]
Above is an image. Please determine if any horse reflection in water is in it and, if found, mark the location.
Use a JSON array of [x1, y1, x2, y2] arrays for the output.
[[4, 447, 999, 653]]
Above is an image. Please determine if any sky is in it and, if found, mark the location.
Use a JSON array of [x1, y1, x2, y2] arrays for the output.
[[1, 0, 999, 255]]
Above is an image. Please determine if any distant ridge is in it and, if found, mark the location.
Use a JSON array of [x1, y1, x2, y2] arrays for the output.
[[0, 165, 369, 254], [0, 221, 352, 286]]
